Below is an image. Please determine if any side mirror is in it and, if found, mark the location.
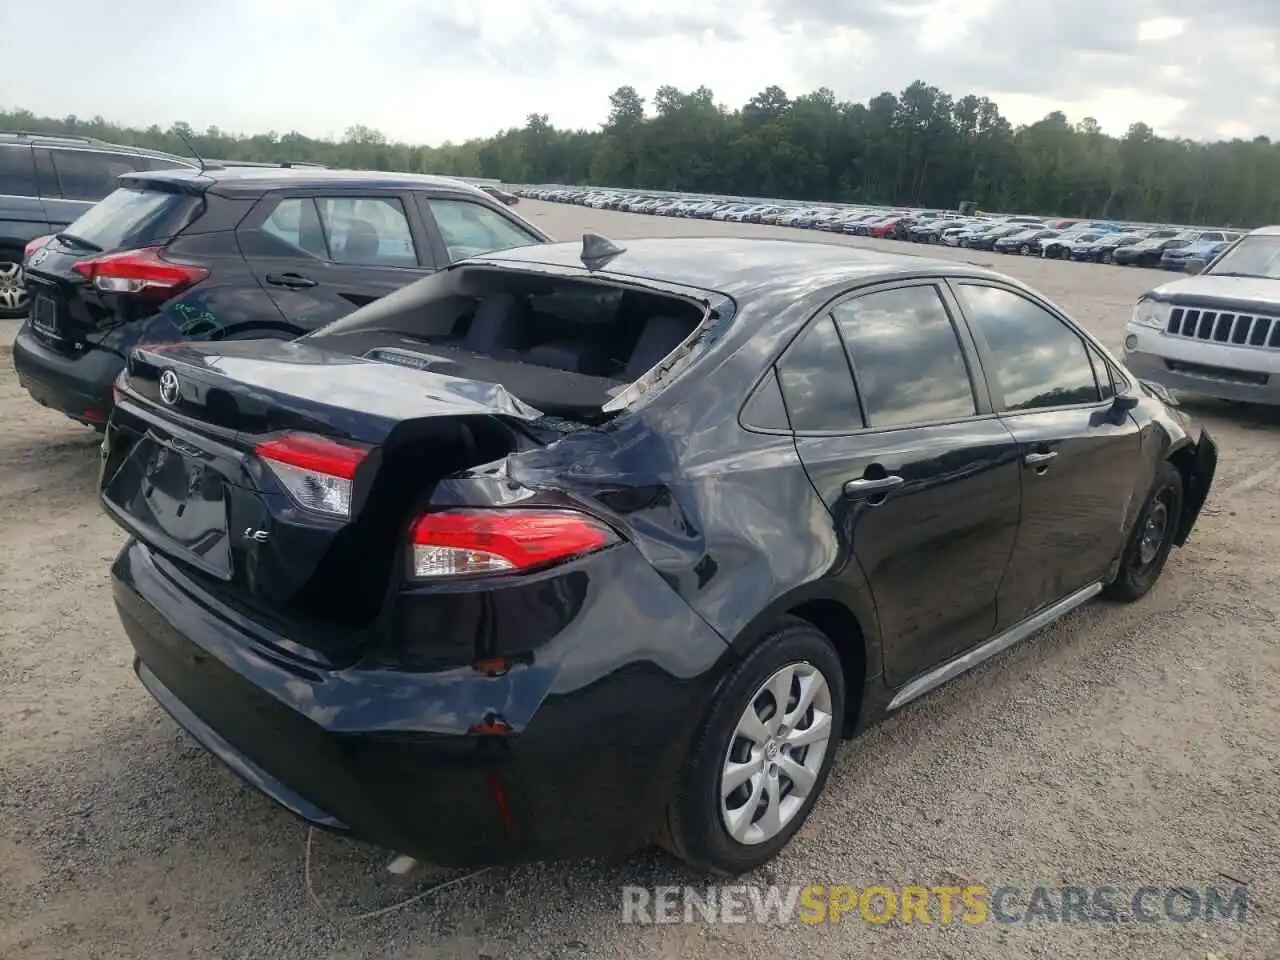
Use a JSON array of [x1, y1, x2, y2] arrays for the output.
[[1184, 258, 1208, 275], [1112, 392, 1140, 414]]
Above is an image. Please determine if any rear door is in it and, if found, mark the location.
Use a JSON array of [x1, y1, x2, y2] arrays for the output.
[[237, 190, 436, 332], [0, 143, 50, 237], [0, 144, 48, 311], [783, 280, 1023, 686], [949, 281, 1144, 628]]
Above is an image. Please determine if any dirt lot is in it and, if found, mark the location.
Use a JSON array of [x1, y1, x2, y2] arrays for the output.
[[1, 202, 1277, 959]]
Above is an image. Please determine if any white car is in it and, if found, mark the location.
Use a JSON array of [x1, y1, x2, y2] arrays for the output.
[[1123, 225, 1280, 403]]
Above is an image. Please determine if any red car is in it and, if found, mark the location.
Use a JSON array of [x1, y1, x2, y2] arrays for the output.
[[869, 216, 909, 239]]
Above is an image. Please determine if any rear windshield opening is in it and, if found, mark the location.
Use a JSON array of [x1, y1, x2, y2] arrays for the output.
[[305, 268, 707, 421], [61, 186, 204, 253]]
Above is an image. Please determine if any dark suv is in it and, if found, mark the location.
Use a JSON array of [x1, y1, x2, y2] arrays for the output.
[[0, 132, 196, 318], [13, 166, 550, 428]]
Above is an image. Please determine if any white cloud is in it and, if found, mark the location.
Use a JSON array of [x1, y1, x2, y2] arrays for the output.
[[0, 0, 1276, 143], [1137, 18, 1187, 42]]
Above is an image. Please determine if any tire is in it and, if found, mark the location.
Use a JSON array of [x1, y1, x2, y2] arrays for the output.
[[1104, 462, 1184, 602], [662, 618, 845, 875], [1101, 250, 1113, 264], [1019, 244, 1029, 255], [0, 254, 30, 320]]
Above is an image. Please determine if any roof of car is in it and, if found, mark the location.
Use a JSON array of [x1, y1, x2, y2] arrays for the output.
[[0, 131, 193, 163], [475, 236, 996, 300], [1249, 225, 1280, 237], [126, 165, 494, 198]]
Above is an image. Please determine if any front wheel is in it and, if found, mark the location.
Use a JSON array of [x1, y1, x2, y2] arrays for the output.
[[662, 618, 845, 875], [1104, 462, 1184, 602]]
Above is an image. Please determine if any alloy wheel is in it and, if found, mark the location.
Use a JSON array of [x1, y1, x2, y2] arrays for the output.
[[0, 261, 29, 313], [1136, 491, 1172, 573], [719, 661, 834, 846]]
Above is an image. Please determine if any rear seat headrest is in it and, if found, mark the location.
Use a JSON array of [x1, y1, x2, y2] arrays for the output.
[[625, 315, 690, 380], [466, 293, 526, 353]]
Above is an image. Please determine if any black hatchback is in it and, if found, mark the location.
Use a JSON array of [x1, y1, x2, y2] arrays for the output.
[[101, 236, 1216, 875], [13, 166, 549, 428]]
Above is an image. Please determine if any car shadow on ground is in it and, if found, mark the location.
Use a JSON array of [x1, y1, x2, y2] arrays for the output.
[[1177, 396, 1280, 431]]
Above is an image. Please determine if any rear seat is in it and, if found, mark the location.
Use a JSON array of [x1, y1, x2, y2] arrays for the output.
[[463, 295, 691, 380], [465, 293, 528, 353]]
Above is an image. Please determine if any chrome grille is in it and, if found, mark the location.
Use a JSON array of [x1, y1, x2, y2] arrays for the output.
[[1167, 306, 1280, 349]]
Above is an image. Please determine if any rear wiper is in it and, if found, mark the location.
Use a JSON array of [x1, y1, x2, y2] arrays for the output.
[[54, 232, 102, 252]]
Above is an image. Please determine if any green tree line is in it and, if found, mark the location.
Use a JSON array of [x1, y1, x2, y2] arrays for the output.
[[4, 80, 1276, 227]]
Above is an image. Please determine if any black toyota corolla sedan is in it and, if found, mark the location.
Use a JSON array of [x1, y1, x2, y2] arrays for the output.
[[100, 236, 1217, 876]]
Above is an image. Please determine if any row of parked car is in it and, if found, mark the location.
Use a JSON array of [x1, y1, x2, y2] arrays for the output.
[[517, 187, 1241, 272]]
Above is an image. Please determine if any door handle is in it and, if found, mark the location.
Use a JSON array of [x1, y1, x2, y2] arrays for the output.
[[1024, 451, 1058, 466], [842, 475, 905, 499], [265, 273, 318, 289]]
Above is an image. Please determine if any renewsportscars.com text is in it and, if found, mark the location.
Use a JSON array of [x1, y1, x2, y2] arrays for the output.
[[621, 884, 1249, 925]]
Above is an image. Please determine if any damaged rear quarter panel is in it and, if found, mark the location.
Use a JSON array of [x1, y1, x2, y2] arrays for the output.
[[497, 296, 881, 661]]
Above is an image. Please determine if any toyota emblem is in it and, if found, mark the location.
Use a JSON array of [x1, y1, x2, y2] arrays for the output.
[[158, 370, 180, 406]]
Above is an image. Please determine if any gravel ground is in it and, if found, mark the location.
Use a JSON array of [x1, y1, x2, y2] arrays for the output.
[[1, 201, 1277, 959]]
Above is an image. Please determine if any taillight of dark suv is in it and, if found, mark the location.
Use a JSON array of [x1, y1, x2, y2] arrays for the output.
[[70, 246, 209, 299]]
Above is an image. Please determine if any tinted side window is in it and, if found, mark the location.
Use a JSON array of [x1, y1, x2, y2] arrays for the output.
[[316, 196, 418, 267], [49, 150, 140, 201], [0, 145, 38, 196], [426, 198, 540, 262], [260, 197, 327, 258], [832, 285, 976, 428], [741, 367, 789, 431], [777, 316, 862, 432], [1088, 347, 1115, 400], [33, 149, 58, 196], [956, 284, 1100, 411]]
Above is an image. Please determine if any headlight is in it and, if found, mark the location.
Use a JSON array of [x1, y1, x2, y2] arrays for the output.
[[1131, 299, 1170, 329]]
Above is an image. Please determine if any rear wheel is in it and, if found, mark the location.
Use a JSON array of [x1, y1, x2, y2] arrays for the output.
[[0, 256, 29, 320], [662, 618, 844, 875], [1104, 462, 1184, 602]]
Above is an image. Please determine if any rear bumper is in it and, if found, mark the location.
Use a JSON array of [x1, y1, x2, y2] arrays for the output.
[[12, 323, 122, 424], [111, 538, 733, 867]]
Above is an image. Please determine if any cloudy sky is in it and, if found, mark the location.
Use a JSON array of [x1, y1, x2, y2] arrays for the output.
[[4, 0, 1276, 144]]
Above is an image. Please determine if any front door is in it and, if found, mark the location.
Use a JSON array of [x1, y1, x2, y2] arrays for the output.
[[949, 281, 1145, 627], [237, 192, 435, 332], [782, 282, 1023, 687]]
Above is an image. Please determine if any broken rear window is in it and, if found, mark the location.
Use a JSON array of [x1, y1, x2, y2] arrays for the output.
[[302, 267, 707, 420]]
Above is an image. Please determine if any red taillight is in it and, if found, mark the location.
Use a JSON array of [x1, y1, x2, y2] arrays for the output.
[[71, 246, 209, 297], [112, 370, 128, 405], [24, 234, 53, 261], [409, 508, 618, 579], [254, 433, 371, 519]]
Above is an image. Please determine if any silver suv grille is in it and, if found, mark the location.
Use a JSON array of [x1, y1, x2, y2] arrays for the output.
[[1167, 306, 1280, 349]]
